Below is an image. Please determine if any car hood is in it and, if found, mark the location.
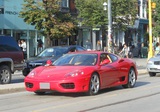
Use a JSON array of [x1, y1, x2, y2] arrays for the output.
[[149, 56, 160, 61], [31, 66, 95, 80]]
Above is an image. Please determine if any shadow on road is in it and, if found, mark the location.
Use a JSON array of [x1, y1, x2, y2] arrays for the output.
[[11, 78, 24, 83], [135, 81, 150, 87]]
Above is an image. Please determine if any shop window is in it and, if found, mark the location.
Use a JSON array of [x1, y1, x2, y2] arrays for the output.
[[61, 0, 69, 8]]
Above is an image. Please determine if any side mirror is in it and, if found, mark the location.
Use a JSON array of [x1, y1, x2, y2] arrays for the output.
[[45, 60, 52, 66], [100, 59, 110, 65], [118, 59, 124, 63]]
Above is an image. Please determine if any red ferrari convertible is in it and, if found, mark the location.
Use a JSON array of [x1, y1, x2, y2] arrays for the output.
[[24, 51, 138, 95]]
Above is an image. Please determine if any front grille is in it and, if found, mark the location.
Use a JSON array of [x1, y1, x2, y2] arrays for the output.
[[60, 83, 75, 89], [25, 82, 33, 88], [154, 61, 160, 65], [150, 68, 160, 70]]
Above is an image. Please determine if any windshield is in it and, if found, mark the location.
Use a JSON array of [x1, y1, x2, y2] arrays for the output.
[[38, 47, 68, 57], [53, 54, 98, 66]]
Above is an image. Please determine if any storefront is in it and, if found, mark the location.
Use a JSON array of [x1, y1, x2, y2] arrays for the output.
[[0, 0, 45, 59]]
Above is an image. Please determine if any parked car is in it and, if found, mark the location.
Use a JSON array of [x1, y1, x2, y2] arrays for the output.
[[0, 35, 24, 84], [22, 45, 86, 76], [24, 51, 138, 95], [147, 52, 160, 77]]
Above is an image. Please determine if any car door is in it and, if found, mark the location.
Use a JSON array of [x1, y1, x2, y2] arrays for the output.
[[99, 53, 119, 87], [109, 54, 131, 82]]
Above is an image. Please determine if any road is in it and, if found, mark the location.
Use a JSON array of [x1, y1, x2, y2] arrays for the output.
[[0, 73, 160, 112]]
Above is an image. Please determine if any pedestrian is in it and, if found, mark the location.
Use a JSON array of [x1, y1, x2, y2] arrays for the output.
[[96, 40, 101, 51], [21, 39, 27, 59], [152, 40, 156, 55], [37, 38, 43, 53], [119, 44, 129, 58], [118, 42, 123, 52], [137, 41, 141, 58], [85, 39, 92, 50], [18, 40, 23, 50], [155, 42, 160, 55], [141, 42, 148, 58]]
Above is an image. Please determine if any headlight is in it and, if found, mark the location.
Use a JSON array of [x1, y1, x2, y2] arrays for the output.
[[65, 70, 84, 78], [28, 71, 36, 78], [147, 60, 153, 65]]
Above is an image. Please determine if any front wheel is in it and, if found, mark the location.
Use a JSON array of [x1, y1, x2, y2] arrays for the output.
[[122, 68, 136, 88], [0, 65, 11, 84], [149, 72, 156, 77], [86, 73, 100, 96]]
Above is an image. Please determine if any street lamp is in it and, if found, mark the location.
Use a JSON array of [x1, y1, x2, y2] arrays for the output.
[[103, 2, 107, 11], [103, 0, 112, 53]]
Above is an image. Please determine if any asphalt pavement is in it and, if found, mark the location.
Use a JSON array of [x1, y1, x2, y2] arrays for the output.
[[0, 58, 148, 94]]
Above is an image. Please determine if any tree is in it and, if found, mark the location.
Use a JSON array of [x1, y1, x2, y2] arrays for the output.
[[19, 0, 76, 39], [152, 0, 160, 37], [75, 0, 107, 28], [75, 0, 137, 31]]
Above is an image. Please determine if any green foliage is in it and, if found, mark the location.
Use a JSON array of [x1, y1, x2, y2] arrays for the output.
[[152, 0, 160, 37], [75, 0, 107, 28], [19, 0, 76, 39], [112, 0, 137, 30], [75, 0, 137, 31]]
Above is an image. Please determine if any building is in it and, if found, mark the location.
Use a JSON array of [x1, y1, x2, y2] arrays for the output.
[[114, 0, 148, 48], [129, 0, 148, 46], [0, 0, 76, 59], [0, 0, 40, 59]]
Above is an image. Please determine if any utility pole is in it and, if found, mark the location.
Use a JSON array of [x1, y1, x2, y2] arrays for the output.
[[148, 0, 153, 59], [103, 0, 112, 52], [148, 1, 156, 59], [107, 0, 112, 53]]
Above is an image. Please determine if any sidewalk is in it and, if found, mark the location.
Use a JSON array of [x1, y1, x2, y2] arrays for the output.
[[132, 58, 147, 74], [0, 58, 148, 94]]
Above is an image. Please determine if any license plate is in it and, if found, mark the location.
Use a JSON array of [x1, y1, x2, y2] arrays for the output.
[[39, 83, 50, 89]]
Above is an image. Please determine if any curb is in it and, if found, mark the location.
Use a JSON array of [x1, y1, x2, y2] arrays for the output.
[[0, 83, 25, 95], [138, 69, 148, 75], [0, 87, 25, 94]]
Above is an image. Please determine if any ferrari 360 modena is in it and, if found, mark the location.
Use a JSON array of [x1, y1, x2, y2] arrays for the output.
[[24, 51, 138, 95]]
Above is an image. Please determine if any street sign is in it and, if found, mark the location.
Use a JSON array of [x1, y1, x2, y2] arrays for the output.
[[92, 28, 100, 31]]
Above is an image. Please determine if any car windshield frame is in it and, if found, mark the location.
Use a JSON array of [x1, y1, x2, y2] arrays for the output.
[[53, 53, 98, 66]]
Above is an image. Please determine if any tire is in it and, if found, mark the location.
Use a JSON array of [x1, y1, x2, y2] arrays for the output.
[[122, 68, 136, 88], [34, 92, 46, 95], [86, 73, 100, 96], [149, 72, 156, 77], [0, 65, 11, 84]]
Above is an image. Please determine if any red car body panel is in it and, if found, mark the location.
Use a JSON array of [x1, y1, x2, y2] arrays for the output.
[[24, 51, 138, 94]]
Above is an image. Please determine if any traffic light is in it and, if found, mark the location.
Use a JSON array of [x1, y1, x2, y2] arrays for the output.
[[151, 2, 156, 9]]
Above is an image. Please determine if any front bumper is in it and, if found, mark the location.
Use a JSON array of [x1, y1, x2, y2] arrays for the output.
[[146, 64, 160, 73], [24, 77, 90, 93]]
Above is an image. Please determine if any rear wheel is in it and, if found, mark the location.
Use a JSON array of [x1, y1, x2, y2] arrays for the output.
[[122, 68, 136, 88], [0, 65, 11, 84], [149, 72, 156, 77], [86, 73, 100, 96]]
